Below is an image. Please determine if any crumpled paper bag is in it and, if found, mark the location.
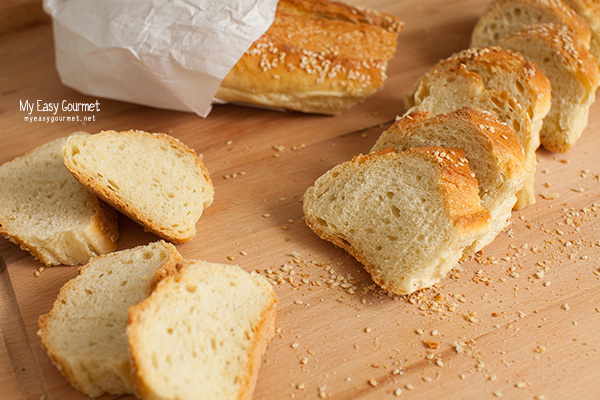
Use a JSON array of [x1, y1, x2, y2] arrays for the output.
[[44, 0, 279, 117]]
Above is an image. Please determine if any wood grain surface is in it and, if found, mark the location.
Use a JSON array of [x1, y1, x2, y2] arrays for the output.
[[1, 0, 600, 399]]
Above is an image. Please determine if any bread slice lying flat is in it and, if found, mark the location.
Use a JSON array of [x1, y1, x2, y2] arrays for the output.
[[216, 0, 404, 114], [38, 241, 182, 397], [562, 0, 600, 60], [471, 0, 592, 50], [127, 260, 278, 400], [498, 23, 600, 152], [408, 65, 536, 209], [303, 147, 491, 295], [62, 130, 214, 243], [0, 133, 118, 266], [405, 46, 551, 145], [371, 108, 528, 255]]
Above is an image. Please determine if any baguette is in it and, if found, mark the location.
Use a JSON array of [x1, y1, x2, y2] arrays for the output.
[[498, 23, 600, 152], [127, 260, 278, 400], [371, 108, 528, 255], [408, 65, 536, 209], [62, 130, 214, 243], [0, 133, 118, 266], [216, 0, 404, 115], [303, 147, 491, 295], [471, 0, 592, 50], [38, 241, 182, 397]]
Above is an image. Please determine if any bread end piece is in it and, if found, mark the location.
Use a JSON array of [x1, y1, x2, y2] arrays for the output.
[[216, 0, 404, 115]]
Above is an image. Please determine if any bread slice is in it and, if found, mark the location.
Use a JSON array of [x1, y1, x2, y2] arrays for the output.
[[408, 65, 536, 209], [471, 0, 592, 50], [127, 260, 278, 400], [302, 147, 491, 295], [562, 0, 600, 60], [371, 108, 528, 255], [37, 241, 182, 397], [498, 23, 600, 152], [62, 130, 214, 243], [0, 133, 118, 266], [216, 0, 404, 114], [405, 46, 551, 145]]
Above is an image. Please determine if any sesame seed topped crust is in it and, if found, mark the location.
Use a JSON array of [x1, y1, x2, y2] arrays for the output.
[[471, 0, 592, 50], [216, 0, 403, 115], [562, 0, 600, 60], [371, 108, 528, 255], [499, 23, 600, 152], [506, 23, 600, 88], [405, 46, 551, 127]]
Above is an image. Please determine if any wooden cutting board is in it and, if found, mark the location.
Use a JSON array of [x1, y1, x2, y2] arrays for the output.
[[1, 0, 600, 399]]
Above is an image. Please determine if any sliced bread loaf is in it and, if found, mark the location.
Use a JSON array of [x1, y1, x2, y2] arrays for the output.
[[62, 130, 214, 243], [408, 65, 536, 209], [498, 23, 600, 152], [471, 0, 592, 50], [371, 108, 528, 255], [37, 241, 182, 397], [302, 147, 491, 295], [405, 46, 551, 144], [0, 133, 118, 266], [127, 260, 278, 400]]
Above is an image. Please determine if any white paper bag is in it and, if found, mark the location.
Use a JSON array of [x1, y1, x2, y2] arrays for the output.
[[44, 0, 278, 117]]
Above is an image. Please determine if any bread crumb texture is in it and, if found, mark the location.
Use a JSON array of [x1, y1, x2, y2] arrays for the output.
[[0, 132, 118, 266], [128, 260, 278, 400], [37, 241, 181, 397], [62, 130, 214, 243]]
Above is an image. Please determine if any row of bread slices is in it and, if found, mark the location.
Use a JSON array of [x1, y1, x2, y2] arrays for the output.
[[0, 131, 278, 399], [302, 0, 600, 296]]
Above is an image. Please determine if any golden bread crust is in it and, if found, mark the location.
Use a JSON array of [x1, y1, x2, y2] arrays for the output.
[[391, 108, 527, 182], [499, 23, 600, 152], [474, 0, 592, 48], [562, 0, 600, 59], [507, 23, 600, 90], [406, 46, 552, 122], [217, 0, 403, 114]]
